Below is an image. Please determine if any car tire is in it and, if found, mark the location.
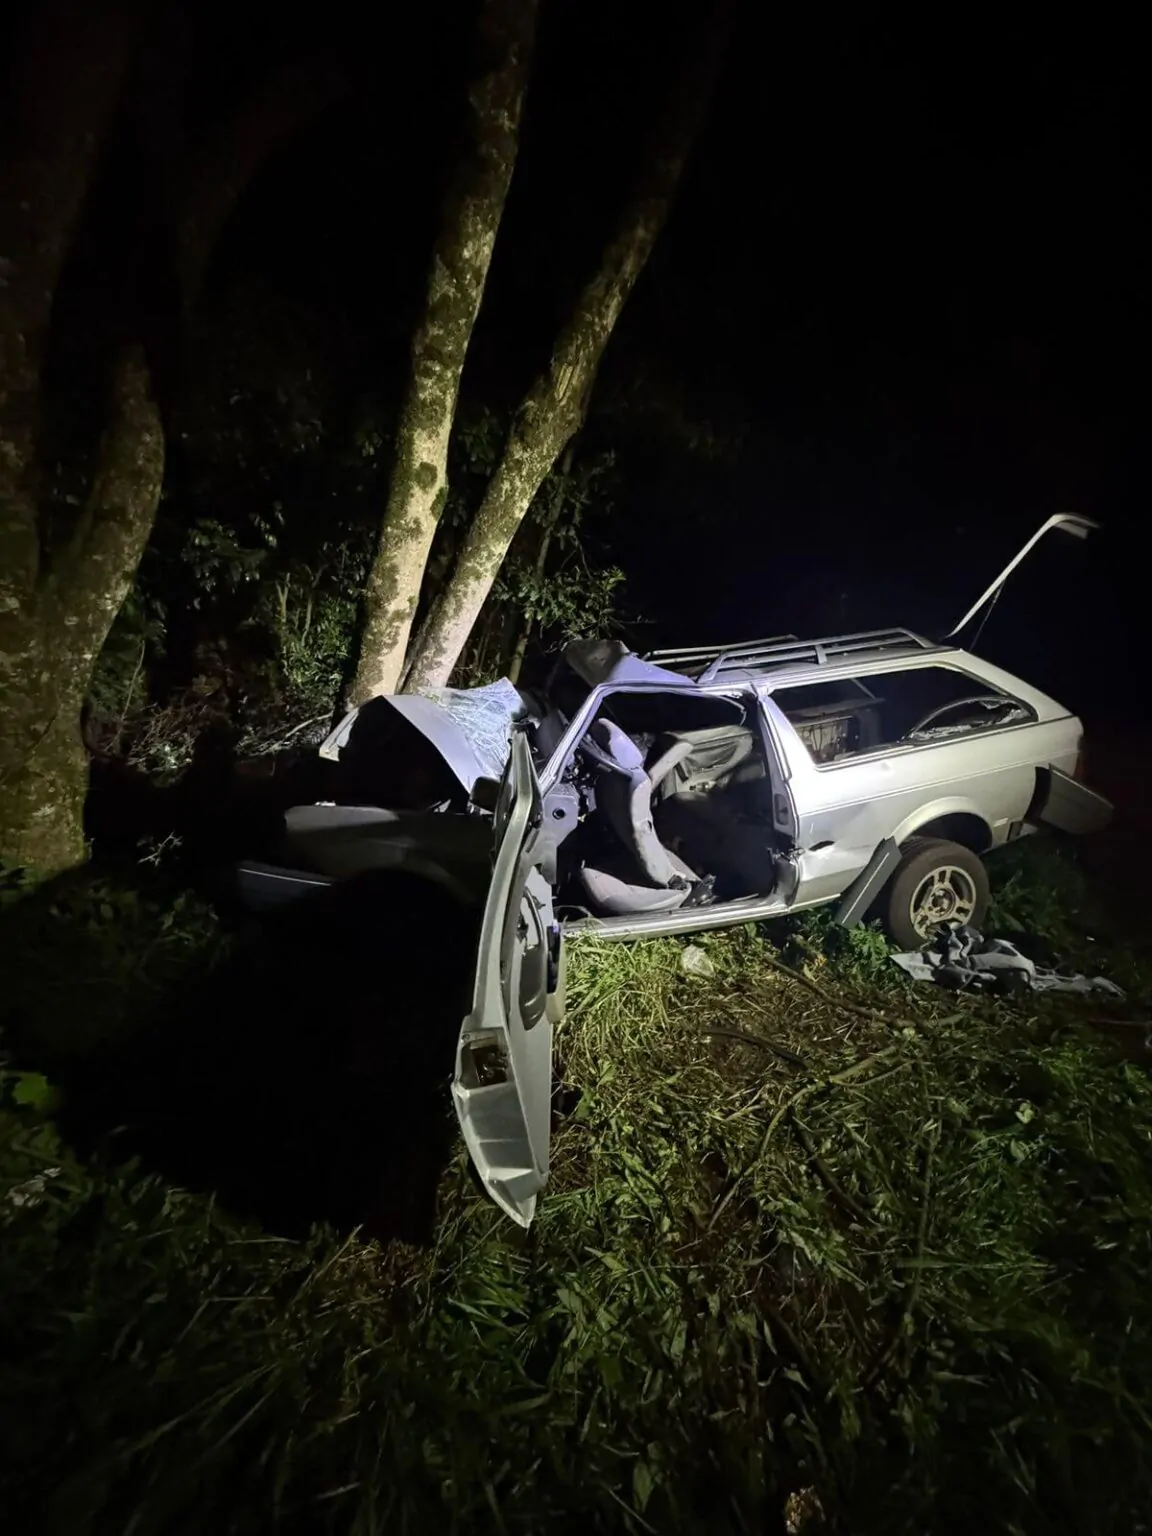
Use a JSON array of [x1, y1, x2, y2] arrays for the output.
[[880, 837, 990, 950]]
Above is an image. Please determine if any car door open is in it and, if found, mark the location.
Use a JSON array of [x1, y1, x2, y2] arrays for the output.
[[452, 727, 560, 1226]]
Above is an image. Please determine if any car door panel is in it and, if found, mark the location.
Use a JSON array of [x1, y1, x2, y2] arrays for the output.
[[758, 697, 877, 902], [452, 729, 559, 1227], [760, 696, 1056, 901]]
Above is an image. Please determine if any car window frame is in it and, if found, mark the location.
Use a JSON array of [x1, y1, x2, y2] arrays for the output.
[[762, 661, 1039, 773], [537, 680, 745, 793]]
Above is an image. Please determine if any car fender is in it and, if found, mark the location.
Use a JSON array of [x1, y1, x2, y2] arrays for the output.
[[891, 795, 993, 850]]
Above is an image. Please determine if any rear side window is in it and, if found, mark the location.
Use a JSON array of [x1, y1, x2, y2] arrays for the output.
[[772, 667, 1033, 763]]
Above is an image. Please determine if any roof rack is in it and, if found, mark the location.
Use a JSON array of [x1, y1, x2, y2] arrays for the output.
[[645, 627, 937, 683]]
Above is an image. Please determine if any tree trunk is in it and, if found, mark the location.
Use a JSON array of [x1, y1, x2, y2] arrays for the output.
[[0, 674, 90, 873], [348, 0, 537, 705], [62, 344, 166, 669], [401, 8, 729, 692], [0, 1, 151, 873], [0, 21, 348, 875], [0, 344, 163, 871], [0, 0, 147, 625]]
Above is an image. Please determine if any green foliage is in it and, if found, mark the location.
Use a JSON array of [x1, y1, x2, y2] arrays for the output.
[[495, 554, 625, 647], [9, 1070, 61, 1113], [0, 869, 223, 1060], [983, 838, 1097, 945], [85, 280, 387, 771], [182, 511, 280, 594], [84, 283, 636, 769], [785, 907, 896, 982], [2, 869, 1151, 1532], [495, 443, 624, 640], [255, 542, 370, 717], [85, 585, 168, 725]]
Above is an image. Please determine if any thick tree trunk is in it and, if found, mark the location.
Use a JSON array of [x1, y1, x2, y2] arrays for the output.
[[0, 670, 90, 873], [0, 1, 151, 872], [1, 18, 343, 874], [401, 9, 728, 692], [0, 345, 163, 871], [348, 0, 537, 705], [62, 345, 166, 669], [0, 0, 147, 624]]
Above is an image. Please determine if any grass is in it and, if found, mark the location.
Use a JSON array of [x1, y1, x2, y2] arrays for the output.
[[2, 842, 1151, 1533]]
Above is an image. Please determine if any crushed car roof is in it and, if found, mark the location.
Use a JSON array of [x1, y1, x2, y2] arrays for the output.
[[562, 638, 700, 690]]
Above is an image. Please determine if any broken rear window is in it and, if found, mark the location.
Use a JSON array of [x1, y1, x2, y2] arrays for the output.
[[773, 666, 1034, 763]]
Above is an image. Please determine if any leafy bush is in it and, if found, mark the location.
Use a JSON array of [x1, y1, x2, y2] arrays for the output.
[[88, 386, 625, 770], [983, 838, 1097, 945]]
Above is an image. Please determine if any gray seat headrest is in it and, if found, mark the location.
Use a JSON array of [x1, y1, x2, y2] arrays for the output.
[[588, 717, 645, 772]]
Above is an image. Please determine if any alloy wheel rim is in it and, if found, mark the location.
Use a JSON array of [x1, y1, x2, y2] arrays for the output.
[[909, 865, 978, 939]]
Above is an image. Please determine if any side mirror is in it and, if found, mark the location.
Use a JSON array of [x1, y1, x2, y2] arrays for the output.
[[470, 776, 501, 813]]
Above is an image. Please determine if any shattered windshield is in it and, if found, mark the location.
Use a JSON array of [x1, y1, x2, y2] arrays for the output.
[[415, 678, 526, 782]]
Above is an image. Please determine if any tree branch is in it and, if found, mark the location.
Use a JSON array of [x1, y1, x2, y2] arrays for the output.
[[169, 49, 351, 308], [58, 51, 356, 626]]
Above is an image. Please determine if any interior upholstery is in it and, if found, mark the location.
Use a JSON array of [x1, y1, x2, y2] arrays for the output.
[[649, 724, 778, 897], [577, 718, 697, 913], [655, 791, 779, 896], [579, 847, 697, 915], [582, 718, 693, 888], [652, 724, 762, 798], [574, 713, 781, 916]]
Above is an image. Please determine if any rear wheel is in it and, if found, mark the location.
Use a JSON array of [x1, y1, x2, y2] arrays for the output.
[[880, 837, 989, 949]]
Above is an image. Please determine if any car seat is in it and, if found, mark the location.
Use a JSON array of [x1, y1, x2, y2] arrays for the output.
[[577, 719, 699, 915], [650, 724, 778, 896]]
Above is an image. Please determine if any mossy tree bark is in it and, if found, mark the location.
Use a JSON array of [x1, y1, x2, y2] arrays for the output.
[[348, 0, 537, 705], [0, 13, 348, 875], [0, 0, 149, 873], [401, 8, 729, 693], [1, 346, 164, 873]]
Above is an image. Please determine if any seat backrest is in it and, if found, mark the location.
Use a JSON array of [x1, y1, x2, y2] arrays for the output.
[[651, 725, 760, 799], [586, 719, 678, 887]]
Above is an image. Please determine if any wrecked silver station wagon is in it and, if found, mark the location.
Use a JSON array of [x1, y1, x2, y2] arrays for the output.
[[239, 514, 1112, 1224]]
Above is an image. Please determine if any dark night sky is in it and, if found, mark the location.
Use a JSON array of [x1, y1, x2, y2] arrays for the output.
[[221, 5, 1141, 720], [604, 11, 1142, 722], [33, 0, 1140, 721]]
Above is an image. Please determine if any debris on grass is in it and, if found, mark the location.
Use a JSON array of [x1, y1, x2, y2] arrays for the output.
[[679, 942, 715, 978], [892, 924, 1126, 997]]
